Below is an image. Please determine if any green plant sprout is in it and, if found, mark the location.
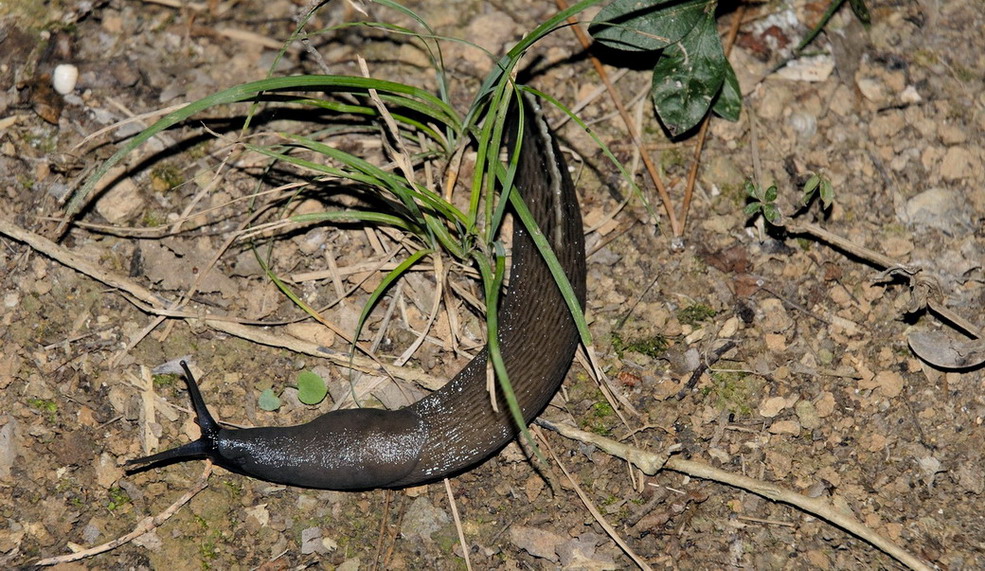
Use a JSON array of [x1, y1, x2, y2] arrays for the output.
[[296, 370, 328, 405], [744, 171, 983, 369], [744, 171, 833, 228], [106, 486, 131, 511]]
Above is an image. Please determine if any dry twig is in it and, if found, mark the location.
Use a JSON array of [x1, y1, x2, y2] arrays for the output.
[[33, 463, 211, 566], [536, 419, 933, 571]]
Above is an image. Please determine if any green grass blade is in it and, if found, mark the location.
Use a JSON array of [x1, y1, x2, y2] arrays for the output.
[[466, 0, 605, 128], [297, 97, 449, 151], [350, 248, 435, 371], [68, 75, 460, 218], [288, 210, 416, 231], [508, 187, 592, 348], [472, 243, 545, 461]]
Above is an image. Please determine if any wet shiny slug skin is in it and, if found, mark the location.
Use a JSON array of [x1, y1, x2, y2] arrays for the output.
[[127, 95, 586, 490]]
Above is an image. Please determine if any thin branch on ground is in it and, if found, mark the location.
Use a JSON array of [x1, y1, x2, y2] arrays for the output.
[[0, 217, 444, 390], [536, 419, 933, 571], [33, 463, 212, 566], [536, 426, 654, 571]]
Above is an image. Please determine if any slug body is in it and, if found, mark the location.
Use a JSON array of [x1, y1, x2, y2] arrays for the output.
[[128, 95, 586, 489]]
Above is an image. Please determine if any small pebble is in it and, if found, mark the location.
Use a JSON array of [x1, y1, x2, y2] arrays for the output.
[[52, 63, 79, 95]]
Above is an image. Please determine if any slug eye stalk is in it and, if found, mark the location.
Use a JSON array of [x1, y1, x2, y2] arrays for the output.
[[126, 361, 221, 471]]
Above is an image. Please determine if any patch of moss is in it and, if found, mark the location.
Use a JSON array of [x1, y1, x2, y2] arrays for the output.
[[592, 399, 614, 419], [54, 477, 76, 495], [677, 303, 716, 326], [142, 210, 167, 227], [106, 486, 131, 511], [600, 494, 619, 507], [187, 140, 212, 160], [27, 398, 57, 421], [661, 147, 685, 170], [17, 174, 35, 191], [24, 131, 58, 153], [152, 372, 179, 389], [611, 332, 669, 358], [431, 525, 462, 561], [701, 370, 765, 417], [221, 479, 243, 498], [953, 64, 976, 82], [199, 529, 221, 568], [912, 49, 938, 67], [150, 162, 184, 193], [582, 420, 610, 436], [580, 392, 615, 435]]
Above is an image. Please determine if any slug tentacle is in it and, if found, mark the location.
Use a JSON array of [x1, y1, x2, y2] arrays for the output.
[[126, 361, 221, 469]]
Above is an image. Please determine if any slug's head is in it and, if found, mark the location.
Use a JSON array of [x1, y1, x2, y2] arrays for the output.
[[125, 361, 222, 471], [126, 361, 429, 490]]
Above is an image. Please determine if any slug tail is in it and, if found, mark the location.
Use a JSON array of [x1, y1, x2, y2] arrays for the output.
[[125, 360, 221, 471]]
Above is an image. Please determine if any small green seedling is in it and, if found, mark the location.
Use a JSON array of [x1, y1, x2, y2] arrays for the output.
[[801, 172, 834, 210], [743, 180, 780, 224], [744, 172, 834, 228], [257, 388, 281, 412], [296, 370, 328, 405]]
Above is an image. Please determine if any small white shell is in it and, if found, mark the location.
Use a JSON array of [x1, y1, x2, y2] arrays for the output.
[[52, 63, 79, 95]]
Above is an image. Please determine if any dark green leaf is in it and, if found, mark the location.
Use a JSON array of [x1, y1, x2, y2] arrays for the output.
[[650, 9, 728, 135], [820, 178, 834, 208], [297, 370, 328, 405], [711, 62, 742, 121], [764, 184, 778, 202], [590, 0, 709, 52], [744, 202, 762, 216], [848, 0, 870, 25], [803, 173, 820, 194], [802, 173, 820, 206], [763, 203, 781, 224], [258, 388, 281, 411], [744, 180, 757, 198]]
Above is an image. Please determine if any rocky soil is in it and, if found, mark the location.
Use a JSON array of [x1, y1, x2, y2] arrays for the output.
[[0, 0, 982, 569]]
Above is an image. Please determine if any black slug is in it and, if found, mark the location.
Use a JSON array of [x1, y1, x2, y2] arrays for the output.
[[127, 94, 586, 489]]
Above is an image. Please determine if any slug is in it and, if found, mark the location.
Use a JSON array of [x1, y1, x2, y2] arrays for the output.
[[127, 94, 586, 489]]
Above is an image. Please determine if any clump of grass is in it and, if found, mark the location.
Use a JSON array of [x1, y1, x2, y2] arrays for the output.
[[68, 0, 625, 449]]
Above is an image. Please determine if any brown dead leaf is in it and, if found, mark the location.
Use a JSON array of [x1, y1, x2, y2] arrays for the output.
[[699, 244, 751, 274], [28, 74, 64, 124]]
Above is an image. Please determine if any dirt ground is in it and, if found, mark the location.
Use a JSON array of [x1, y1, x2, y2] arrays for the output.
[[1, 0, 983, 569]]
